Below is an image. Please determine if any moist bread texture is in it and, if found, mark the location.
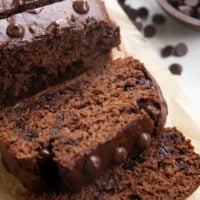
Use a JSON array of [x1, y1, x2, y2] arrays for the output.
[[0, 0, 120, 105], [25, 127, 200, 200], [0, 57, 167, 191]]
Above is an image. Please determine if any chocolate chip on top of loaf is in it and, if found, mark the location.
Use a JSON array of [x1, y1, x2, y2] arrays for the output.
[[0, 57, 167, 191], [0, 0, 120, 106]]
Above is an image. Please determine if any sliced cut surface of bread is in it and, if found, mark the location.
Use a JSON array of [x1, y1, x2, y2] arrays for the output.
[[25, 127, 200, 200], [0, 57, 167, 191], [0, 0, 120, 105]]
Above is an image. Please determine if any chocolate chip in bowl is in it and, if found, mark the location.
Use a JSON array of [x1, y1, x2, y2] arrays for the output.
[[157, 0, 200, 30]]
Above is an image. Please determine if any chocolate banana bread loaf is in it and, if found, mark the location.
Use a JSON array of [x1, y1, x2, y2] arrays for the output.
[[25, 128, 200, 200], [0, 0, 62, 18], [0, 57, 167, 192], [0, 0, 120, 105]]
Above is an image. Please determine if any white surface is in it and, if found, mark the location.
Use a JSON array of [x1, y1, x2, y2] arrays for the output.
[[126, 0, 200, 126]]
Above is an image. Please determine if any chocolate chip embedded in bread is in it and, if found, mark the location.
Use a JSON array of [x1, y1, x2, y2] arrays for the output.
[[85, 156, 101, 173], [40, 149, 51, 159], [137, 133, 151, 150], [143, 25, 156, 38], [174, 43, 188, 57], [114, 147, 128, 164], [73, 0, 89, 14], [169, 63, 183, 75], [6, 23, 25, 38]]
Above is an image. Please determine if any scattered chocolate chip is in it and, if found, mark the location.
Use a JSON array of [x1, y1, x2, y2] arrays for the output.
[[161, 45, 174, 57], [85, 155, 101, 173], [169, 63, 183, 75], [178, 5, 193, 16], [6, 23, 25, 38], [152, 13, 166, 25], [137, 132, 151, 150], [73, 0, 89, 14], [184, 0, 199, 7], [117, 0, 126, 5], [114, 147, 128, 164], [174, 43, 188, 57], [137, 7, 149, 19], [134, 21, 143, 31], [40, 149, 51, 159], [143, 25, 156, 38], [196, 7, 200, 18], [122, 5, 138, 21]]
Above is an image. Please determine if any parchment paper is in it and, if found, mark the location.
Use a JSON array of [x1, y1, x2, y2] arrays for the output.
[[0, 0, 199, 199]]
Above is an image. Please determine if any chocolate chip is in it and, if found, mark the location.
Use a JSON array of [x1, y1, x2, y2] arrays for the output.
[[85, 155, 101, 173], [73, 0, 89, 14], [114, 147, 128, 164], [143, 25, 156, 38], [137, 7, 149, 19], [169, 63, 183, 75], [40, 149, 51, 159], [184, 0, 199, 7], [178, 5, 193, 16], [174, 43, 188, 57], [137, 133, 151, 150], [6, 23, 25, 38], [196, 7, 200, 18], [134, 21, 143, 31], [29, 26, 35, 34], [123, 5, 138, 21], [161, 45, 174, 57], [117, 0, 126, 5], [152, 14, 166, 25], [46, 20, 67, 36]]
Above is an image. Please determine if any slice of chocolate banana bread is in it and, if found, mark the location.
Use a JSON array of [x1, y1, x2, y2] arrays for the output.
[[0, 57, 167, 192], [0, 0, 120, 106], [25, 128, 200, 200]]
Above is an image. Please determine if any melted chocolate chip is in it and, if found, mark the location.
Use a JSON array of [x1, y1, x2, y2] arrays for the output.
[[73, 0, 89, 14], [6, 23, 25, 38], [137, 132, 151, 150], [85, 155, 101, 173], [40, 149, 51, 159], [114, 147, 128, 164], [46, 19, 68, 36]]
